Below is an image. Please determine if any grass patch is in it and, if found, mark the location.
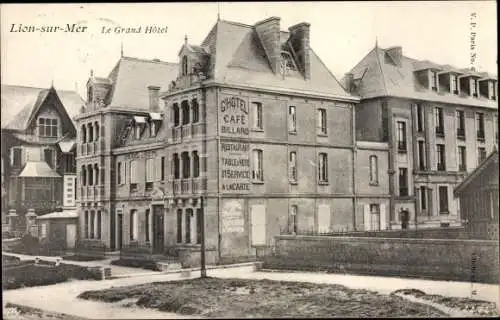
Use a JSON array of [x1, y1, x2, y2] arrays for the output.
[[62, 255, 106, 262], [110, 258, 160, 271], [78, 277, 447, 318], [393, 289, 499, 317]]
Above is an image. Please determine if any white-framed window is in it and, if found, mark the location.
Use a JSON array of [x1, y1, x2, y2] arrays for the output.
[[289, 151, 297, 182], [145, 158, 154, 190], [396, 121, 407, 152], [252, 149, 263, 182], [38, 117, 58, 137], [130, 209, 138, 241], [135, 125, 142, 139], [11, 147, 23, 168], [130, 160, 138, 192], [420, 186, 427, 212], [451, 74, 458, 93], [317, 108, 327, 135], [318, 153, 328, 183], [40, 223, 47, 238], [150, 121, 157, 137], [458, 146, 467, 171], [438, 186, 449, 214], [289, 205, 298, 234], [252, 102, 263, 130], [369, 155, 378, 185], [288, 106, 296, 132], [370, 204, 381, 231], [431, 71, 438, 90]]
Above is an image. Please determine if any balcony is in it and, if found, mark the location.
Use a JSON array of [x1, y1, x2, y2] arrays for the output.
[[192, 177, 207, 194], [172, 127, 182, 142], [435, 126, 445, 137], [80, 186, 87, 200], [87, 186, 94, 199], [172, 178, 207, 195], [181, 179, 191, 194], [456, 128, 466, 140], [181, 125, 191, 140], [173, 180, 181, 195]]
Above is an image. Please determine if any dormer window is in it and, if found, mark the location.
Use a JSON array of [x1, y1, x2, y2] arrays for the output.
[[471, 78, 478, 97], [149, 113, 163, 138], [451, 74, 459, 94], [181, 56, 188, 76], [38, 118, 58, 137], [431, 71, 438, 91], [280, 51, 297, 76], [133, 116, 147, 140], [489, 80, 497, 100]]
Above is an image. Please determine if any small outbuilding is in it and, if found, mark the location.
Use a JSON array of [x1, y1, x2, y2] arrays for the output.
[[454, 150, 499, 240], [37, 210, 79, 249]]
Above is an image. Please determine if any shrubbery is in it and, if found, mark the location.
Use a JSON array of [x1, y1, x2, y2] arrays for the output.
[[2, 265, 69, 290], [8, 234, 64, 256], [111, 258, 160, 271]]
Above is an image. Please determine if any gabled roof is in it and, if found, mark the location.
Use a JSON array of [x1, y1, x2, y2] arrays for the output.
[[1, 84, 85, 130], [454, 150, 499, 195], [344, 46, 498, 109], [103, 57, 178, 110], [198, 19, 353, 100]]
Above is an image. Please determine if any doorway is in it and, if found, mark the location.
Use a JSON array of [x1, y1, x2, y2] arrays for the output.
[[152, 205, 165, 254], [66, 224, 77, 249], [117, 213, 123, 250]]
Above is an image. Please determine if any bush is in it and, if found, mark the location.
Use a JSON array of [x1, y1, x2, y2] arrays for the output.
[[2, 231, 15, 239], [110, 259, 160, 271], [39, 237, 65, 255], [10, 234, 40, 255], [2, 265, 69, 290]]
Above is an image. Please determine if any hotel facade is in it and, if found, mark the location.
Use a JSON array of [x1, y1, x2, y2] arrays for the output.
[[344, 45, 498, 229], [75, 17, 391, 265]]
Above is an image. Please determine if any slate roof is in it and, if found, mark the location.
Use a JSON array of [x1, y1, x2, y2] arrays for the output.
[[37, 209, 78, 220], [196, 19, 353, 100], [344, 46, 498, 109], [104, 57, 178, 110], [1, 84, 85, 130], [454, 149, 499, 196]]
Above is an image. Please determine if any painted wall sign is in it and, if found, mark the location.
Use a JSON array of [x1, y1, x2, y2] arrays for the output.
[[222, 200, 245, 233], [221, 142, 251, 193], [220, 96, 249, 136]]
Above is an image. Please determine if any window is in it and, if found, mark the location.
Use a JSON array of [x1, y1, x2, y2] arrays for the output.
[[437, 144, 446, 171], [145, 158, 154, 191], [489, 80, 497, 100], [289, 205, 298, 234], [87, 164, 94, 186], [160, 156, 165, 181], [84, 211, 89, 238], [431, 71, 438, 90], [317, 109, 327, 135], [471, 79, 478, 97], [318, 153, 328, 183], [420, 186, 427, 211], [185, 209, 192, 244], [181, 100, 190, 125], [88, 123, 93, 142], [94, 122, 99, 141], [192, 99, 199, 123], [451, 74, 458, 94], [196, 208, 202, 244], [89, 211, 95, 239], [435, 107, 444, 135], [12, 147, 22, 168], [192, 151, 200, 178], [117, 162, 122, 184], [370, 204, 380, 231], [176, 209, 183, 243], [88, 86, 93, 103], [369, 155, 378, 185], [458, 146, 467, 171], [478, 147, 487, 164], [252, 149, 263, 182], [418, 140, 426, 170], [416, 103, 424, 132], [81, 125, 87, 143], [96, 211, 101, 239], [145, 209, 150, 242], [181, 152, 190, 178], [438, 186, 449, 214], [94, 164, 99, 186], [252, 102, 263, 130], [476, 112, 485, 140], [173, 154, 180, 179], [38, 118, 58, 137], [74, 178, 77, 200], [135, 124, 142, 139], [398, 168, 408, 196], [396, 121, 407, 152], [456, 110, 465, 139], [130, 160, 138, 192], [289, 151, 297, 182], [280, 51, 297, 75], [130, 210, 138, 241], [288, 106, 297, 132], [150, 121, 157, 138], [81, 166, 87, 186], [182, 56, 188, 76], [173, 103, 180, 127]]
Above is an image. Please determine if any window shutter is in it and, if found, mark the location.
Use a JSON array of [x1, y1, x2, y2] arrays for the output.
[[317, 204, 331, 233], [155, 157, 161, 181], [251, 205, 266, 246], [364, 204, 371, 231], [379, 203, 387, 230]]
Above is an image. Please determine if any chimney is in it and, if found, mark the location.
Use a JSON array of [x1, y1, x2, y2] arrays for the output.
[[148, 85, 161, 112], [288, 22, 311, 79], [386, 46, 402, 67], [344, 73, 354, 93], [254, 17, 281, 74]]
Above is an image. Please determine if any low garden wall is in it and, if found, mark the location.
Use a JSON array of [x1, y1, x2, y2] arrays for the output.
[[303, 227, 468, 239], [262, 235, 500, 284]]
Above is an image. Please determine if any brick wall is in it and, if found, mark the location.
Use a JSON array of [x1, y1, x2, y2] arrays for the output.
[[262, 235, 499, 284]]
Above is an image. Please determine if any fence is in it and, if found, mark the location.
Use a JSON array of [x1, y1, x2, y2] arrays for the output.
[[261, 235, 499, 284]]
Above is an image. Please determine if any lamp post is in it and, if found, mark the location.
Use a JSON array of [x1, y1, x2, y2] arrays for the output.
[[200, 196, 207, 278]]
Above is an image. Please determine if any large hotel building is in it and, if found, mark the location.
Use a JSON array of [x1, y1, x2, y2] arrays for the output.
[[75, 16, 496, 265], [75, 17, 391, 265]]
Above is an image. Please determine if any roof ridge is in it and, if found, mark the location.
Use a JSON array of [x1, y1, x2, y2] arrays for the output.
[[121, 56, 178, 65]]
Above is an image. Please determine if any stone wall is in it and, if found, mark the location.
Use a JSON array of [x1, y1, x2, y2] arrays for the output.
[[262, 235, 500, 284]]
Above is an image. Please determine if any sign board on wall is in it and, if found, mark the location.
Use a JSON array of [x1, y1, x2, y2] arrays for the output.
[[221, 142, 251, 192], [222, 200, 245, 233], [219, 96, 249, 137]]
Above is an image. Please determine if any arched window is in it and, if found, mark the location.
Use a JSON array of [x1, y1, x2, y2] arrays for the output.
[[369, 155, 378, 185], [81, 125, 87, 143], [81, 165, 87, 186], [173, 154, 180, 179], [181, 100, 190, 125], [94, 122, 99, 141], [192, 151, 200, 178], [88, 123, 94, 142], [173, 103, 180, 127], [181, 56, 188, 76], [192, 99, 199, 123], [177, 209, 183, 243], [94, 164, 99, 186], [96, 211, 101, 239], [181, 151, 190, 178], [87, 164, 93, 186]]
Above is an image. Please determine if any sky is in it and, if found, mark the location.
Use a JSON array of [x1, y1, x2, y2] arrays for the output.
[[1, 2, 497, 98]]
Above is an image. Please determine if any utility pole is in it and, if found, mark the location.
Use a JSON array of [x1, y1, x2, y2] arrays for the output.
[[200, 196, 206, 278]]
